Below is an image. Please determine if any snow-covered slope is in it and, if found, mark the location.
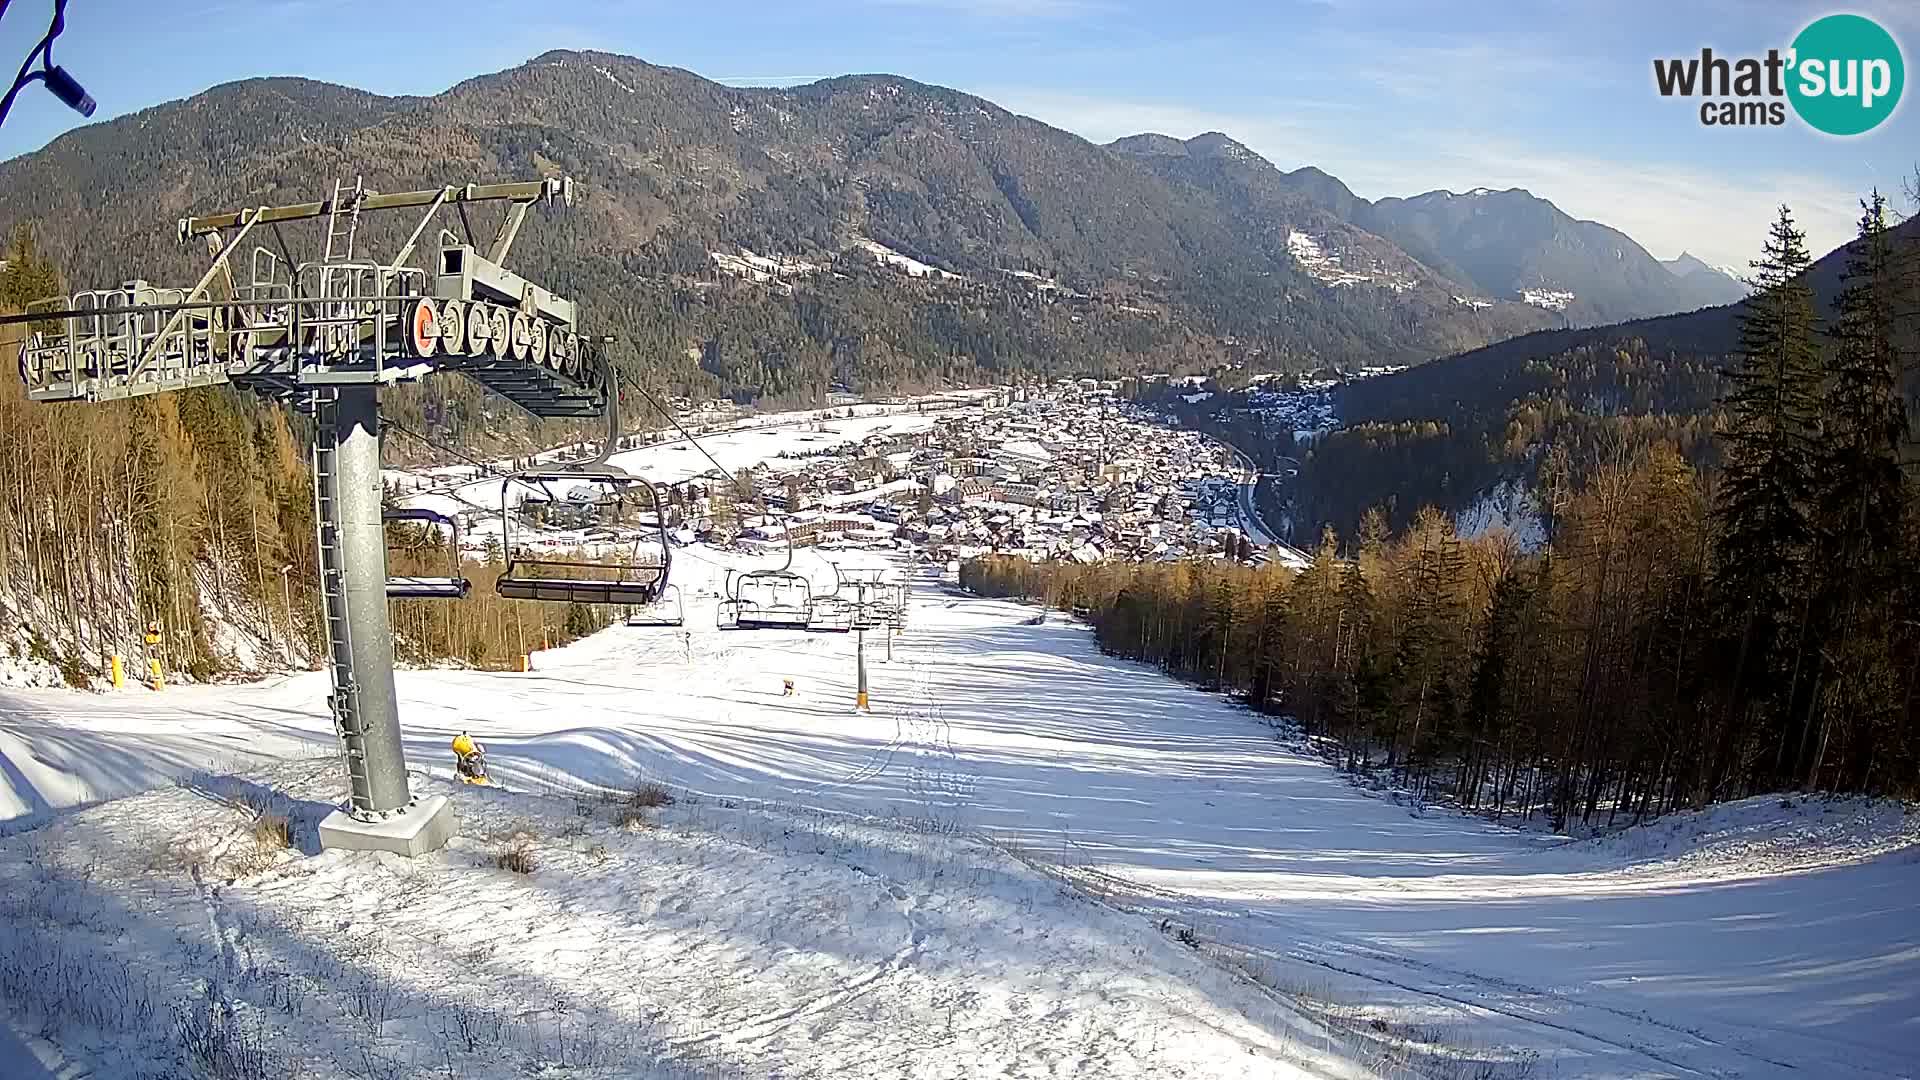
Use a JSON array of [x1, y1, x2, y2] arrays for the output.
[[1, 756, 1331, 1080], [3, 550, 1917, 1077], [1453, 478, 1547, 551]]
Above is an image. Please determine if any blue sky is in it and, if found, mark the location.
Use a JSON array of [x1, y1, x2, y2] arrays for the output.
[[2, 0, 1914, 268]]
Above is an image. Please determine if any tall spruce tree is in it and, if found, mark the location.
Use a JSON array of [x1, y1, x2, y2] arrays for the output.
[[0, 224, 60, 311], [1710, 206, 1822, 787], [1802, 192, 1908, 786]]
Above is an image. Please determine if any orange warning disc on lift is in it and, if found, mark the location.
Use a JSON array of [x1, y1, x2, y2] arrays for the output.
[[408, 298, 439, 357]]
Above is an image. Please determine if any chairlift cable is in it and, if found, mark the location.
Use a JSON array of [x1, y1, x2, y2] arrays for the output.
[[609, 364, 799, 573], [613, 366, 739, 488], [381, 415, 559, 503], [0, 0, 92, 130]]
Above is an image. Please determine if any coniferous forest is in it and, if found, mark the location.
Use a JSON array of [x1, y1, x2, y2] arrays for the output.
[[966, 200, 1920, 822]]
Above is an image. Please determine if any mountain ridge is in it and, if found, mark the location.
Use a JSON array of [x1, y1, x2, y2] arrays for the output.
[[1108, 131, 1751, 326], [0, 50, 1764, 402], [1276, 211, 1920, 536]]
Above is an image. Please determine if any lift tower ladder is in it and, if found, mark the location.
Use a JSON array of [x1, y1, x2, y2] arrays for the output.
[[312, 391, 368, 801], [323, 176, 364, 264], [3, 174, 601, 856]]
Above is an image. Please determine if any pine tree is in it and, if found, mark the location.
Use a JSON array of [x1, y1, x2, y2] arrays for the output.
[[1710, 206, 1822, 784], [1802, 193, 1908, 787], [0, 224, 61, 312]]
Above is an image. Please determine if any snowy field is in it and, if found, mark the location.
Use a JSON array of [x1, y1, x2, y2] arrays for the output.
[[2, 548, 1917, 1078], [389, 408, 944, 527]]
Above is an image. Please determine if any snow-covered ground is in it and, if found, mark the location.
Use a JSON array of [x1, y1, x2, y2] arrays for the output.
[[1453, 479, 1547, 552], [1284, 232, 1415, 292], [389, 409, 943, 557], [1519, 287, 1576, 311], [3, 549, 1917, 1078], [853, 239, 965, 281]]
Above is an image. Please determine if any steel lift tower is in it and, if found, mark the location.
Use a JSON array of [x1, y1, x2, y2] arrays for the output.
[[5, 176, 608, 855]]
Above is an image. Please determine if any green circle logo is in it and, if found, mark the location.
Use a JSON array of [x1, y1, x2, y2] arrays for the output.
[[1788, 14, 1904, 135]]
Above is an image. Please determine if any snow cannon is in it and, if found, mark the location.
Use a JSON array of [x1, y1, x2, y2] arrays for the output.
[[452, 732, 491, 785]]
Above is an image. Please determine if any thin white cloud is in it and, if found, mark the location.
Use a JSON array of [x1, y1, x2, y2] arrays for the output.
[[984, 88, 1866, 269]]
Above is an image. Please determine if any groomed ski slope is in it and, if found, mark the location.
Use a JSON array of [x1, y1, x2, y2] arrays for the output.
[[2, 547, 1917, 1078]]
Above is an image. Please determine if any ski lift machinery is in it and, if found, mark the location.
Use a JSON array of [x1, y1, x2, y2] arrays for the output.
[[837, 567, 909, 631], [2, 172, 609, 853], [495, 358, 673, 607]]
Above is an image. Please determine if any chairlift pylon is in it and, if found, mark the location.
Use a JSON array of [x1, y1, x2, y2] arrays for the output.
[[382, 507, 471, 600]]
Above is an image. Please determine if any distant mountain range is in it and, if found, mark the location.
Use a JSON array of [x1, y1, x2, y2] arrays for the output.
[[0, 52, 1761, 399], [1109, 132, 1750, 325], [1284, 213, 1919, 537], [1661, 252, 1750, 303]]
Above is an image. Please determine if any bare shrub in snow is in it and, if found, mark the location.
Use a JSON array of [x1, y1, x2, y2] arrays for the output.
[[487, 820, 541, 843], [344, 972, 407, 1033], [614, 805, 654, 831], [625, 781, 675, 808], [340, 1043, 410, 1080], [171, 993, 280, 1080], [493, 837, 537, 874], [0, 924, 163, 1037], [149, 833, 214, 877], [253, 813, 292, 851]]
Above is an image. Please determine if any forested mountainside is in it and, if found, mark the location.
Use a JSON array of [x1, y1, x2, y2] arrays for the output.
[[0, 50, 1736, 427], [1278, 214, 1920, 538], [960, 203, 1920, 819]]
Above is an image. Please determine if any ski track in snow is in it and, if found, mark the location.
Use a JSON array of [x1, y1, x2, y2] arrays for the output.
[[1, 548, 1917, 1078]]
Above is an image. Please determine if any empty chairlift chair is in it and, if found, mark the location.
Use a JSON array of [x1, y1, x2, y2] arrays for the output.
[[625, 583, 685, 628], [717, 569, 814, 630], [495, 465, 672, 606], [383, 508, 471, 600], [806, 595, 854, 633], [870, 581, 909, 629]]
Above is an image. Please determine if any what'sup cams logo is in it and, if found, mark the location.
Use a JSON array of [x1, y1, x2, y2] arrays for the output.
[[1654, 13, 1903, 135]]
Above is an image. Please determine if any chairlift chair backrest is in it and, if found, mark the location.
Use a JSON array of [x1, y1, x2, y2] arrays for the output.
[[495, 463, 672, 606], [722, 567, 813, 629], [625, 583, 685, 628], [383, 507, 471, 600]]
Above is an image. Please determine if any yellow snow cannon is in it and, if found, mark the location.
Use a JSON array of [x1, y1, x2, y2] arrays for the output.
[[451, 732, 491, 785]]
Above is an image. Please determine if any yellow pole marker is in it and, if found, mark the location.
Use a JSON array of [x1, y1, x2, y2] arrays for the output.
[[110, 655, 124, 689], [145, 621, 163, 690]]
